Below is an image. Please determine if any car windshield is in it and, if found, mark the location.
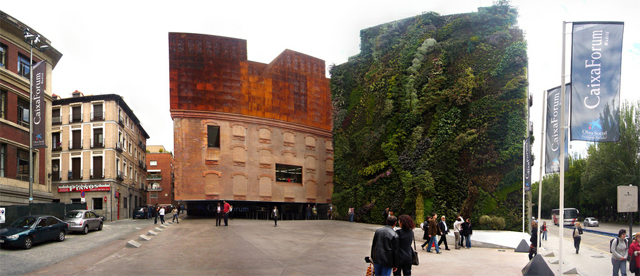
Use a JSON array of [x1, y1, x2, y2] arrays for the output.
[[9, 216, 38, 228], [65, 211, 83, 218]]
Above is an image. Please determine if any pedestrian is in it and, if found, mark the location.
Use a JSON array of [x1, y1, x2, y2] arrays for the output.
[[312, 205, 317, 219], [272, 206, 279, 227], [464, 218, 473, 248], [307, 204, 312, 220], [529, 221, 538, 260], [159, 206, 165, 224], [421, 216, 431, 250], [612, 229, 628, 276], [223, 200, 231, 226], [457, 214, 465, 247], [628, 232, 640, 274], [573, 222, 583, 254], [394, 215, 416, 276], [328, 205, 332, 219], [541, 221, 548, 241], [147, 205, 152, 219], [438, 215, 451, 250], [181, 204, 185, 214], [154, 204, 159, 224], [172, 207, 179, 223], [349, 206, 355, 222], [453, 217, 463, 250], [215, 202, 222, 226], [426, 213, 441, 254], [370, 216, 399, 276]]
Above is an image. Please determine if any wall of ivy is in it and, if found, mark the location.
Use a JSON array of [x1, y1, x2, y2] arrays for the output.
[[330, 2, 528, 230]]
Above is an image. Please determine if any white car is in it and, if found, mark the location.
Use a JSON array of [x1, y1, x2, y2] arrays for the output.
[[583, 217, 599, 227]]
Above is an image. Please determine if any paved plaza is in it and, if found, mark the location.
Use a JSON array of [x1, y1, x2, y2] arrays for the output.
[[29, 217, 534, 276]]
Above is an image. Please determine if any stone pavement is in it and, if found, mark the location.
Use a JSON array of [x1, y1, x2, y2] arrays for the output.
[[29, 218, 532, 275]]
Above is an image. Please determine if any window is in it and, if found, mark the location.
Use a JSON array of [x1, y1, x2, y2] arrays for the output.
[[0, 143, 5, 177], [17, 98, 29, 127], [52, 108, 61, 124], [72, 106, 82, 123], [52, 132, 61, 150], [123, 161, 127, 176], [92, 104, 103, 121], [71, 198, 81, 203], [150, 161, 157, 166], [275, 164, 302, 183], [151, 193, 158, 198], [92, 128, 104, 148], [0, 44, 6, 68], [91, 197, 103, 210], [124, 197, 128, 208], [0, 90, 6, 119], [207, 126, 220, 148], [17, 54, 30, 79], [17, 149, 29, 181]]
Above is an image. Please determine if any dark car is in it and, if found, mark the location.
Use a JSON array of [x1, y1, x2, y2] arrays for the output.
[[0, 215, 69, 249], [133, 207, 148, 219]]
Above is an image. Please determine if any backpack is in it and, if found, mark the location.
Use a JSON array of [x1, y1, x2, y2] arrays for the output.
[[610, 238, 628, 253]]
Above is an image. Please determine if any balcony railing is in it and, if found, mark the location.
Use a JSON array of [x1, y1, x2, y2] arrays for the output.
[[146, 174, 162, 180], [17, 173, 29, 181], [138, 141, 146, 151], [68, 170, 83, 180], [116, 170, 124, 181], [146, 184, 162, 192], [138, 160, 144, 169], [90, 168, 105, 179], [91, 112, 105, 121], [115, 142, 123, 153], [91, 138, 104, 148], [69, 114, 83, 123], [69, 140, 83, 150], [52, 172, 61, 181], [52, 116, 62, 125], [52, 142, 62, 151], [118, 115, 124, 126]]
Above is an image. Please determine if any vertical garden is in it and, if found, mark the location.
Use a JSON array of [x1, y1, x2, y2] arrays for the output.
[[330, 2, 528, 230]]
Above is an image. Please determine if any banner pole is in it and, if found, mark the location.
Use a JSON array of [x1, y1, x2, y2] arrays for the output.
[[559, 20, 568, 275], [538, 90, 546, 249]]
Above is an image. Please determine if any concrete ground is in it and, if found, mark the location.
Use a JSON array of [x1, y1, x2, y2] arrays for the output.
[[29, 217, 531, 276]]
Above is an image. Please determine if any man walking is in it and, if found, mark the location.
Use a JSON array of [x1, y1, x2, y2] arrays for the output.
[[454, 216, 464, 249], [272, 206, 279, 227], [147, 205, 152, 219], [153, 204, 159, 224], [438, 215, 451, 250], [223, 200, 231, 226], [371, 216, 399, 276], [307, 204, 312, 220], [427, 213, 441, 254], [158, 206, 165, 224], [215, 202, 222, 226]]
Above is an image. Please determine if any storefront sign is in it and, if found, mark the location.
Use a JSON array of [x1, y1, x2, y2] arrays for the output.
[[58, 183, 111, 193]]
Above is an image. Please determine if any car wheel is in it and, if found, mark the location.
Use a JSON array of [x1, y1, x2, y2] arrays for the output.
[[23, 236, 33, 249], [82, 225, 89, 235], [98, 222, 103, 231], [58, 231, 66, 241]]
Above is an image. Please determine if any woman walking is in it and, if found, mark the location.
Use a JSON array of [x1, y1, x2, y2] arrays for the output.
[[395, 215, 416, 276], [421, 216, 431, 250], [529, 221, 538, 260], [172, 207, 179, 223], [541, 221, 548, 241], [629, 232, 640, 275], [573, 222, 583, 254], [612, 229, 628, 276]]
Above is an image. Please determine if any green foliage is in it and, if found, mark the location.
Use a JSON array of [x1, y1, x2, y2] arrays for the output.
[[330, 1, 527, 230]]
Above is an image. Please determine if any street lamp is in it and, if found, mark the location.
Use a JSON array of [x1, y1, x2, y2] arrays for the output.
[[23, 28, 49, 204]]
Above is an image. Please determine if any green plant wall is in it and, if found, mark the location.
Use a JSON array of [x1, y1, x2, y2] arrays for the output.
[[330, 2, 528, 230]]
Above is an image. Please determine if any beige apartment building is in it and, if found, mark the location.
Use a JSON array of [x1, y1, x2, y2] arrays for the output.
[[51, 91, 150, 221]]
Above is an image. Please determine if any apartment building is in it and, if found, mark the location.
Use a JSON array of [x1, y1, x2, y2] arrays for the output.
[[0, 10, 63, 205], [51, 92, 150, 221], [145, 145, 175, 206]]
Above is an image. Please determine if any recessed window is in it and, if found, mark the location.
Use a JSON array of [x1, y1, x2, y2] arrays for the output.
[[0, 143, 6, 177], [0, 90, 6, 119], [276, 164, 302, 183], [17, 149, 29, 181], [150, 161, 157, 166], [17, 98, 29, 127], [207, 126, 220, 148], [17, 54, 30, 79], [93, 198, 103, 210], [0, 44, 7, 68]]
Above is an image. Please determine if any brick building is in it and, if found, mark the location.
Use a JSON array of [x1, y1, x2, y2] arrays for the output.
[[0, 10, 63, 205], [51, 92, 149, 221], [145, 145, 175, 206], [169, 33, 333, 218]]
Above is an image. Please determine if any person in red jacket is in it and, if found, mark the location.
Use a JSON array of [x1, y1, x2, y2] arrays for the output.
[[629, 232, 640, 273], [223, 200, 231, 226]]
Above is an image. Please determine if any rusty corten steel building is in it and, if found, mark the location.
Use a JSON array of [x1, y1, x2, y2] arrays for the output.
[[169, 33, 333, 217]]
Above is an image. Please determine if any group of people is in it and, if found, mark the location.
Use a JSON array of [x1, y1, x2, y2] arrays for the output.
[[306, 204, 319, 220], [146, 204, 182, 225], [370, 212, 473, 276], [215, 201, 232, 226]]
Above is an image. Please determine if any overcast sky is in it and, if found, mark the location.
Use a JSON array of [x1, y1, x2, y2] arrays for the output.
[[2, 0, 639, 183]]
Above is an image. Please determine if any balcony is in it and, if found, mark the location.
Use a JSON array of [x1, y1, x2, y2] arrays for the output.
[[115, 142, 123, 153], [68, 170, 83, 180], [146, 174, 162, 181], [91, 112, 105, 121], [116, 170, 124, 181], [52, 142, 62, 151], [138, 160, 144, 169], [91, 138, 104, 148], [118, 115, 124, 126], [69, 140, 83, 150], [90, 169, 105, 179], [52, 116, 62, 125], [147, 184, 162, 192], [51, 172, 61, 181], [138, 141, 146, 151], [69, 114, 83, 123]]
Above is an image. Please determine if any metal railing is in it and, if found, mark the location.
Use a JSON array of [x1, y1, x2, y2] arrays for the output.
[[69, 114, 83, 123], [118, 115, 124, 126], [146, 174, 162, 180], [91, 112, 105, 121], [69, 139, 83, 150], [91, 138, 104, 148], [90, 168, 105, 179], [52, 116, 62, 125], [68, 170, 83, 180], [116, 142, 123, 152], [116, 170, 124, 181], [52, 172, 61, 181], [52, 142, 62, 151]]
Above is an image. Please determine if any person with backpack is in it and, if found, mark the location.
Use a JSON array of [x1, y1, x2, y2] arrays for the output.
[[420, 216, 431, 250], [611, 229, 628, 276], [573, 222, 583, 254], [628, 232, 640, 274]]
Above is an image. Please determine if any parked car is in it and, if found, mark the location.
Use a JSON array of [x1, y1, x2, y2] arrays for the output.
[[63, 210, 104, 234], [133, 206, 148, 219], [0, 215, 69, 249], [584, 217, 599, 227]]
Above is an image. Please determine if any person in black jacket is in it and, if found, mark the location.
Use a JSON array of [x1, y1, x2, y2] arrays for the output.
[[394, 215, 416, 276], [438, 216, 451, 250], [529, 220, 538, 260], [421, 216, 431, 250], [371, 216, 399, 276], [463, 218, 473, 248]]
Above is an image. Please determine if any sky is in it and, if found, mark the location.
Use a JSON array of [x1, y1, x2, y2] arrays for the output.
[[2, 0, 639, 183]]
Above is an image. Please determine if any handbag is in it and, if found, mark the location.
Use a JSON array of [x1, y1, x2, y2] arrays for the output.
[[631, 255, 637, 274], [366, 263, 374, 276], [412, 236, 420, 266]]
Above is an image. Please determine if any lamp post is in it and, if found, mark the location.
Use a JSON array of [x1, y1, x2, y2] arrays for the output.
[[23, 28, 49, 204]]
